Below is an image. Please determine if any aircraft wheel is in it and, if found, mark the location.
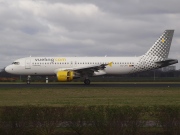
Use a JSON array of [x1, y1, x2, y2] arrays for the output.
[[84, 79, 91, 85]]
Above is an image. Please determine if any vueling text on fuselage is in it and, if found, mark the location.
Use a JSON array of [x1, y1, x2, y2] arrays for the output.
[[35, 58, 66, 62]]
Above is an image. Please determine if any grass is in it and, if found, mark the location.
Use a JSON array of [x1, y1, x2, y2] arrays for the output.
[[0, 85, 180, 106]]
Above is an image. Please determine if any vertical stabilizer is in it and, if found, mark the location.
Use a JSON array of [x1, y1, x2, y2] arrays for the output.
[[145, 30, 174, 59], [131, 30, 176, 73]]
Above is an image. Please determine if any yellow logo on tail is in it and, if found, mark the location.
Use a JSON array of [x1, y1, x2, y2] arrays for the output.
[[161, 38, 165, 43], [108, 62, 113, 67]]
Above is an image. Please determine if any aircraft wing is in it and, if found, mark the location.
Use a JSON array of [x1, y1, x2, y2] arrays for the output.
[[74, 62, 112, 71], [72, 62, 113, 76], [55, 62, 113, 76]]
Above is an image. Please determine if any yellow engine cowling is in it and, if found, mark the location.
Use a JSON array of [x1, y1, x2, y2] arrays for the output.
[[57, 71, 74, 82]]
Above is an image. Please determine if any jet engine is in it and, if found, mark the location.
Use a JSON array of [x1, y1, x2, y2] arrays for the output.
[[57, 71, 74, 82]]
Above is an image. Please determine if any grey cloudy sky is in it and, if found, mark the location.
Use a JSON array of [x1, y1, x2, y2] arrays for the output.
[[0, 0, 180, 69]]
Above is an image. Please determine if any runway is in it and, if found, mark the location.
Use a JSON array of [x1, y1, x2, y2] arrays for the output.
[[0, 83, 180, 88]]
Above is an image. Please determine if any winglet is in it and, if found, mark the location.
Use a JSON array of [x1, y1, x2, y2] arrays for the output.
[[108, 62, 113, 67]]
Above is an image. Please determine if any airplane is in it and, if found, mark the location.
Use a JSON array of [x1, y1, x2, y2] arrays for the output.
[[5, 30, 178, 85]]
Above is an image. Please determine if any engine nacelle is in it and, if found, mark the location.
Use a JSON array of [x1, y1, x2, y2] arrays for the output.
[[57, 71, 74, 82]]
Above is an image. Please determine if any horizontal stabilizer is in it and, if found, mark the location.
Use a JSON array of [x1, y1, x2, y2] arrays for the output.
[[155, 59, 178, 67]]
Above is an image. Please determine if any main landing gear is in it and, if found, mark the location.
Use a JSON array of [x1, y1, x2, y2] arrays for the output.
[[84, 79, 91, 85]]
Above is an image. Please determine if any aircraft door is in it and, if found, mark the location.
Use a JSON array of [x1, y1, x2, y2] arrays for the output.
[[25, 58, 31, 69], [74, 61, 77, 67], [70, 61, 77, 67]]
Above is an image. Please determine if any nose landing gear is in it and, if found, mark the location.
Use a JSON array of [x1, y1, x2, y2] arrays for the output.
[[27, 75, 31, 84]]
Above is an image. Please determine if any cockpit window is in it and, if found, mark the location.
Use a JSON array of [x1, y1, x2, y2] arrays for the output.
[[12, 62, 20, 65]]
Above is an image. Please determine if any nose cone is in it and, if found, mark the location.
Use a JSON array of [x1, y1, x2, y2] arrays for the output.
[[5, 66, 12, 73]]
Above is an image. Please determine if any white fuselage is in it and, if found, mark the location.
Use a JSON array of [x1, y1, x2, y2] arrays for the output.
[[5, 57, 140, 76]]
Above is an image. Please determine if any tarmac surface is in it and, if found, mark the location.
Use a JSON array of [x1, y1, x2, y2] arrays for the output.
[[0, 83, 180, 88]]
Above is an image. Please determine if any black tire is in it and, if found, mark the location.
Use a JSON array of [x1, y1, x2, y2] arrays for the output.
[[84, 79, 91, 85]]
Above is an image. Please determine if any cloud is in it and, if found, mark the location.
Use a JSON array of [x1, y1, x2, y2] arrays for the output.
[[0, 0, 180, 69]]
